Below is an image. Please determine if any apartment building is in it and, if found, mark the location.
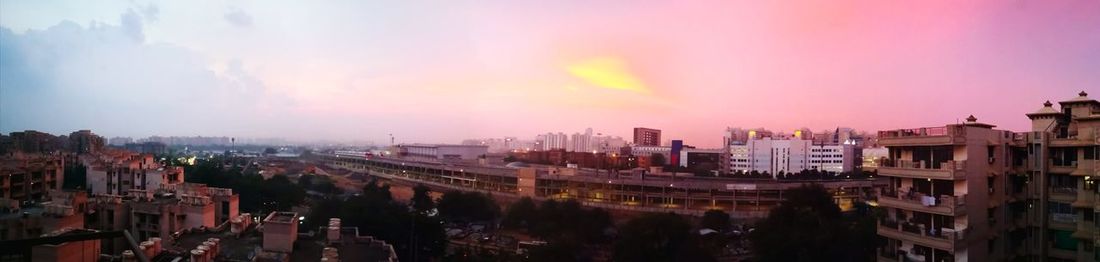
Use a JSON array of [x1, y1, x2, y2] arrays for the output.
[[875, 91, 1100, 262], [0, 153, 64, 201], [0, 190, 87, 240], [633, 127, 662, 146], [81, 149, 185, 195]]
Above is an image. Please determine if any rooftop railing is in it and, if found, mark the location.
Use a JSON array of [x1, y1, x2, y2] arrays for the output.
[[878, 126, 965, 139], [880, 159, 966, 171]]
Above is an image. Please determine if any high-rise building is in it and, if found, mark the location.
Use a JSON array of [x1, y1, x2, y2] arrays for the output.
[[537, 132, 569, 151], [633, 127, 661, 146], [68, 130, 105, 154], [875, 91, 1100, 262]]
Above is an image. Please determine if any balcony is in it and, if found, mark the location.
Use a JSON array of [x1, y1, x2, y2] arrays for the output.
[[1072, 220, 1096, 239], [879, 160, 967, 180], [878, 126, 966, 146], [1049, 130, 1096, 147], [878, 191, 966, 216], [1049, 159, 1078, 174], [1071, 190, 1095, 208], [1050, 213, 1078, 230], [878, 248, 899, 262], [1071, 159, 1098, 177], [877, 220, 967, 252]]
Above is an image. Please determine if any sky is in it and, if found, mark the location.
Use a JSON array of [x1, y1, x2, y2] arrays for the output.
[[1, 1, 1098, 147]]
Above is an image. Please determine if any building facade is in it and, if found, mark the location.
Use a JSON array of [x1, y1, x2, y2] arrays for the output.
[[0, 153, 65, 201], [394, 144, 489, 161], [633, 127, 661, 146], [875, 91, 1100, 262]]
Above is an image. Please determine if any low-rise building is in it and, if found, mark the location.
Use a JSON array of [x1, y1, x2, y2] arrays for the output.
[[1, 153, 65, 201], [394, 144, 488, 161], [262, 211, 299, 253]]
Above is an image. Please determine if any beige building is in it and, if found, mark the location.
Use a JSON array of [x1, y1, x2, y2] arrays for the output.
[[262, 211, 299, 253], [0, 153, 65, 201], [875, 91, 1100, 262]]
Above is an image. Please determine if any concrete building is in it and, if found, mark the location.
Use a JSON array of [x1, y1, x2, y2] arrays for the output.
[[0, 190, 87, 240], [633, 127, 661, 146], [262, 212, 299, 253], [395, 144, 488, 161], [68, 130, 105, 154], [724, 129, 861, 176], [30, 228, 103, 262], [6, 130, 66, 154], [875, 91, 1100, 262], [81, 149, 185, 196], [571, 128, 595, 153], [876, 116, 1008, 262], [862, 147, 889, 170], [108, 137, 134, 146], [629, 145, 672, 166], [0, 153, 65, 201], [536, 132, 570, 151], [679, 148, 723, 173], [314, 152, 885, 219]]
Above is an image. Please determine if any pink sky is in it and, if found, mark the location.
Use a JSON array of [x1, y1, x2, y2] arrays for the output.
[[1, 1, 1098, 147]]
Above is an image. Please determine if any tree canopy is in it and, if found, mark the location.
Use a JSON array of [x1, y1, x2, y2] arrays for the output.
[[749, 184, 874, 262], [436, 191, 500, 222], [410, 184, 435, 214], [650, 153, 667, 167], [613, 212, 714, 262]]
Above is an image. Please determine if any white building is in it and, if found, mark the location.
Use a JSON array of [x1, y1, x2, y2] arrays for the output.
[[727, 134, 860, 177], [537, 133, 569, 151]]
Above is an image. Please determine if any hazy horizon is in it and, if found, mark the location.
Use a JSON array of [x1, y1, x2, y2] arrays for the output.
[[2, 1, 1098, 147]]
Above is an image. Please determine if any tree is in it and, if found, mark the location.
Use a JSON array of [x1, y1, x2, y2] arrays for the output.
[[362, 179, 393, 202], [502, 197, 538, 229], [62, 162, 87, 190], [410, 184, 435, 214], [650, 153, 667, 167], [700, 209, 730, 232], [749, 184, 870, 262], [437, 191, 499, 222], [613, 212, 714, 262], [263, 147, 278, 155], [297, 174, 314, 188]]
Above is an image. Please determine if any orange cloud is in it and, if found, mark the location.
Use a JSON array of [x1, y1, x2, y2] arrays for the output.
[[566, 56, 650, 93]]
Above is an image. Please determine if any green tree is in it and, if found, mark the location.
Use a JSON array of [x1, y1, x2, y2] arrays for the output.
[[700, 209, 730, 232], [650, 153, 667, 167], [362, 179, 393, 202], [410, 184, 435, 214], [297, 174, 314, 188], [502, 197, 538, 229], [613, 212, 714, 262], [62, 162, 87, 190], [749, 184, 870, 262], [437, 191, 499, 222]]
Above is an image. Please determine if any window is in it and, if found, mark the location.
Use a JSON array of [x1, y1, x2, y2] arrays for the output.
[[1086, 146, 1098, 160]]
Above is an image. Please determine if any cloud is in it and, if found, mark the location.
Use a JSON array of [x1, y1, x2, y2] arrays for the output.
[[223, 8, 253, 27], [0, 14, 288, 137], [566, 56, 649, 93], [139, 4, 160, 22], [119, 8, 145, 41]]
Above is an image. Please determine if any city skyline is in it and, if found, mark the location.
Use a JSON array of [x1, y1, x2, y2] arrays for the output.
[[2, 1, 1099, 148]]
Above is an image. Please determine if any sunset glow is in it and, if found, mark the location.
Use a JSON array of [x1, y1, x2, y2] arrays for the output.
[[1, 1, 1098, 147]]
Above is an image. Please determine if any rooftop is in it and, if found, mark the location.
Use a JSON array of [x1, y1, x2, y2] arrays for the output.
[[264, 212, 298, 224]]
